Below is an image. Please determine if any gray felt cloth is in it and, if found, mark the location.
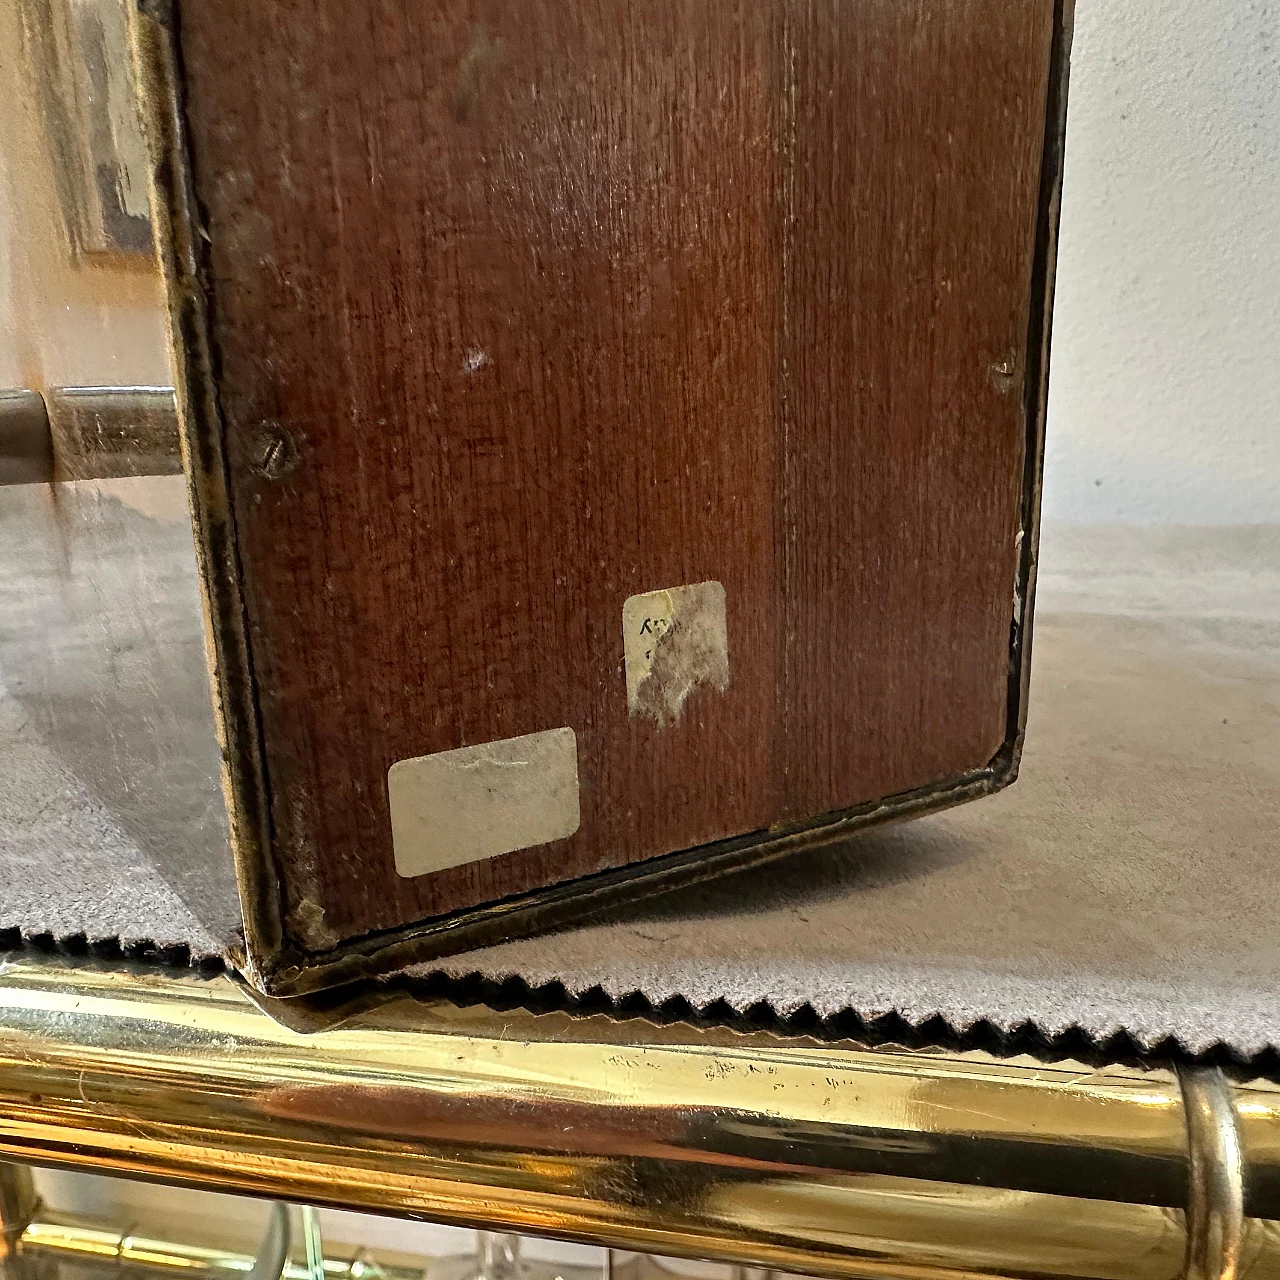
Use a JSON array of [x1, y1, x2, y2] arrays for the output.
[[2, 478, 1278, 1055], [0, 480, 237, 955]]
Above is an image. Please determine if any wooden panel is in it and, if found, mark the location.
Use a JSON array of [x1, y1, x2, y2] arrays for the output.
[[779, 1, 1050, 815], [171, 0, 1055, 955]]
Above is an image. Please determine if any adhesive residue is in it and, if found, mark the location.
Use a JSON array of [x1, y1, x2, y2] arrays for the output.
[[622, 581, 730, 727]]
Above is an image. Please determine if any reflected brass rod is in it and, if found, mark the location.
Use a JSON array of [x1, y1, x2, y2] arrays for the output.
[[0, 387, 181, 485], [18, 1215, 421, 1280]]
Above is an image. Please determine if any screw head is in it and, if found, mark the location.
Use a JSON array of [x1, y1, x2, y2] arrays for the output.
[[252, 427, 297, 480]]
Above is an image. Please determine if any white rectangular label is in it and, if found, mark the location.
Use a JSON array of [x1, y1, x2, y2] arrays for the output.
[[388, 727, 580, 878]]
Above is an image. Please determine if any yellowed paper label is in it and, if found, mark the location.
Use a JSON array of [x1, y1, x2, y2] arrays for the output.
[[622, 580, 729, 727], [388, 727, 580, 878]]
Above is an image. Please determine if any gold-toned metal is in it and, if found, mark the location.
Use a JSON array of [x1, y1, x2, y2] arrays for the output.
[[13, 1205, 785, 1280], [15, 1207, 749, 1280], [1181, 1068, 1246, 1280], [6, 953, 1280, 1280], [18, 1212, 423, 1280]]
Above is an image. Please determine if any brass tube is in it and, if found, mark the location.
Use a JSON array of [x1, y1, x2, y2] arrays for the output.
[[2, 954, 1280, 1280], [17, 1213, 423, 1280]]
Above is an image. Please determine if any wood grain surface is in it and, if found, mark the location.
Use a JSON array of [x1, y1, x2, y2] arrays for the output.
[[172, 0, 1056, 952]]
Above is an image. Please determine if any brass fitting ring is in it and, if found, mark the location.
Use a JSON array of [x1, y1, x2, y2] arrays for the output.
[[1179, 1066, 1245, 1280]]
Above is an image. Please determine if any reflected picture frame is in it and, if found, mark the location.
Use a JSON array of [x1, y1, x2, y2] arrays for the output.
[[19, 0, 153, 261]]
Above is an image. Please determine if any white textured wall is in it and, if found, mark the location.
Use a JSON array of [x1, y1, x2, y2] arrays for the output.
[[1043, 0, 1280, 524]]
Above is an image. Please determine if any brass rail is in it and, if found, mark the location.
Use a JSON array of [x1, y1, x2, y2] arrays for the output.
[[5, 1186, 423, 1280], [0, 1176, 726, 1280], [2, 953, 1280, 1280]]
